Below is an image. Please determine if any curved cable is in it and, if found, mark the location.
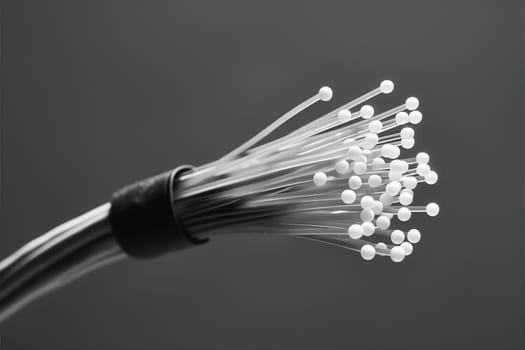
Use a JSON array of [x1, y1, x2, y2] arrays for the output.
[[0, 204, 112, 300], [0, 205, 125, 323], [0, 236, 124, 322]]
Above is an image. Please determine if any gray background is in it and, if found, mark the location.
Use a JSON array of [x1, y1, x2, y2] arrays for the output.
[[1, 0, 524, 349]]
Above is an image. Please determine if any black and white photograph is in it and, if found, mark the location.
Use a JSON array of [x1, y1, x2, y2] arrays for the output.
[[1, 1, 523, 349]]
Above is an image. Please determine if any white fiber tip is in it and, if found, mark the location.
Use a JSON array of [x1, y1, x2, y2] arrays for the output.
[[401, 138, 415, 149], [390, 246, 406, 262], [399, 191, 413, 206], [335, 160, 350, 174], [362, 133, 379, 150], [400, 127, 415, 140], [403, 176, 418, 190], [389, 171, 403, 181], [360, 195, 375, 210], [313, 172, 327, 186], [386, 181, 402, 196], [416, 152, 430, 164], [409, 110, 423, 124], [426, 203, 440, 216], [407, 229, 421, 243], [360, 244, 376, 260], [368, 174, 382, 188], [380, 80, 394, 94], [400, 188, 414, 196], [337, 109, 351, 122], [360, 105, 374, 119], [369, 120, 383, 133], [425, 170, 438, 185], [389, 159, 405, 173], [348, 145, 362, 160], [372, 200, 384, 215], [360, 209, 375, 222], [341, 189, 356, 204], [395, 111, 409, 125], [397, 207, 412, 222], [352, 161, 367, 175], [416, 163, 431, 176], [401, 242, 414, 256], [361, 222, 375, 236], [405, 97, 419, 110], [318, 87, 333, 101], [391, 230, 405, 244], [381, 144, 400, 159], [372, 157, 385, 166], [376, 215, 391, 230], [348, 224, 364, 239], [348, 175, 362, 190], [379, 193, 394, 206]]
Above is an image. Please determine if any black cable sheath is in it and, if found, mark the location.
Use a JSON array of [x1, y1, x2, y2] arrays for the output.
[[109, 166, 207, 258]]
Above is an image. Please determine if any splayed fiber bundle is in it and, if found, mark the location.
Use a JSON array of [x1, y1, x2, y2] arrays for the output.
[[0, 79, 439, 323], [177, 80, 439, 262]]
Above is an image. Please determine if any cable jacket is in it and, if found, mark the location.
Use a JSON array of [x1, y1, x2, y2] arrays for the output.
[[109, 166, 206, 258]]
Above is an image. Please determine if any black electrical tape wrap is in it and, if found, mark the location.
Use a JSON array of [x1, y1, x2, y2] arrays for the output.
[[109, 165, 207, 258]]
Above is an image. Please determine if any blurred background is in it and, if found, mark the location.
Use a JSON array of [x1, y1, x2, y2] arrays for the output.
[[1, 0, 523, 349]]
